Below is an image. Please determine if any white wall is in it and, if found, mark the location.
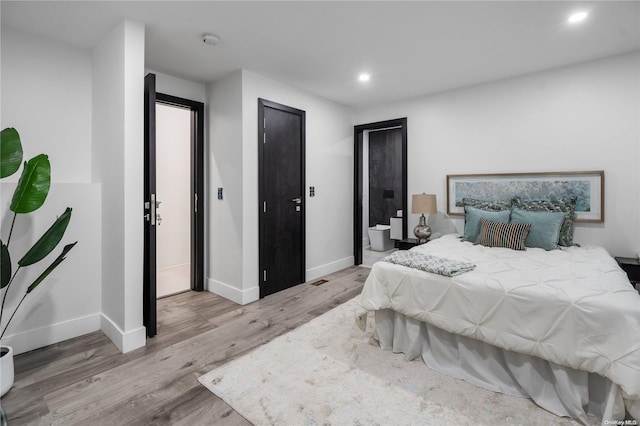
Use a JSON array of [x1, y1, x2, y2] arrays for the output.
[[206, 71, 245, 301], [1, 27, 101, 354], [205, 70, 354, 304], [1, 27, 92, 183], [0, 184, 101, 354], [156, 104, 191, 271], [355, 52, 640, 256], [92, 19, 146, 353], [149, 70, 207, 103]]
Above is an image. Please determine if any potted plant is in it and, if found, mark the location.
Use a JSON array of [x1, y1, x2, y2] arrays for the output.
[[0, 127, 76, 397]]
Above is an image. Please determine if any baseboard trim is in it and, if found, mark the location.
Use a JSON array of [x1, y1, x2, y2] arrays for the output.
[[306, 256, 355, 282], [100, 314, 146, 354], [4, 313, 101, 356], [207, 278, 259, 305]]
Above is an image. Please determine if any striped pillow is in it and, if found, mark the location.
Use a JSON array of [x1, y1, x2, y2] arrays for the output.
[[475, 218, 531, 251]]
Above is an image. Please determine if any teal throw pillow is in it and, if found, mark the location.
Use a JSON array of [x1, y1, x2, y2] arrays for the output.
[[463, 205, 511, 242], [510, 207, 566, 250], [512, 196, 577, 247]]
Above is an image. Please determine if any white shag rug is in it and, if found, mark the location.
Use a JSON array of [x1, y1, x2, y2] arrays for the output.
[[199, 297, 583, 425]]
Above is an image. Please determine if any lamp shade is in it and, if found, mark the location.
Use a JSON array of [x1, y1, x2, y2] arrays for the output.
[[412, 194, 437, 214]]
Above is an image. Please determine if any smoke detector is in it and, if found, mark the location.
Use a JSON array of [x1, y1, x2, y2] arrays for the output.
[[202, 34, 221, 45]]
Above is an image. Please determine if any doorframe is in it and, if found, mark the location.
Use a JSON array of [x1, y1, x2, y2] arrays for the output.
[[257, 98, 306, 298], [155, 92, 205, 293], [353, 118, 408, 265]]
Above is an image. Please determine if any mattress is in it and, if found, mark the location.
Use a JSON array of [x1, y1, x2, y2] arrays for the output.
[[359, 234, 640, 420]]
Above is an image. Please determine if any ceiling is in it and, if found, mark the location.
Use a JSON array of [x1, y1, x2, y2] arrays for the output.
[[2, 1, 639, 108]]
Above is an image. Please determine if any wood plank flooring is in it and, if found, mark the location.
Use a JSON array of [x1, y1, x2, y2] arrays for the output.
[[1, 266, 369, 425]]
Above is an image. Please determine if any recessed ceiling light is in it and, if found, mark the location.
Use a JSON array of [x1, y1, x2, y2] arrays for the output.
[[358, 73, 371, 82], [567, 11, 589, 24]]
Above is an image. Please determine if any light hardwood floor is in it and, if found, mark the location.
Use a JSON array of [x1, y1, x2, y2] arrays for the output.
[[1, 266, 369, 425]]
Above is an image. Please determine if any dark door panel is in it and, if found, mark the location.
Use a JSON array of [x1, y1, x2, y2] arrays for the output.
[[258, 99, 305, 298], [368, 128, 403, 227], [143, 73, 157, 338]]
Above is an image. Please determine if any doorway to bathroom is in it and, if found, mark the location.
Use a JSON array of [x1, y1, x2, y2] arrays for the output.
[[353, 118, 407, 266], [143, 73, 205, 338]]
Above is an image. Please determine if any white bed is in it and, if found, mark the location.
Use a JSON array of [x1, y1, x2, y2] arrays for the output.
[[359, 234, 640, 424]]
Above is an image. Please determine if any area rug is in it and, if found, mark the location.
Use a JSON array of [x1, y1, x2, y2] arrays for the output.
[[199, 297, 585, 425]]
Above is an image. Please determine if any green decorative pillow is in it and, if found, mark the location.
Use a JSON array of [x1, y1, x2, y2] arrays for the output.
[[510, 208, 566, 250], [512, 196, 577, 247], [463, 205, 511, 242], [462, 197, 512, 212], [475, 218, 531, 251]]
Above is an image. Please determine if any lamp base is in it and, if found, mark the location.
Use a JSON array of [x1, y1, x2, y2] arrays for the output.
[[413, 214, 431, 244]]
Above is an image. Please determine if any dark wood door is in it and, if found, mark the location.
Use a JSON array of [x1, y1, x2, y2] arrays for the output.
[[258, 99, 305, 298], [368, 128, 403, 227], [143, 73, 157, 337]]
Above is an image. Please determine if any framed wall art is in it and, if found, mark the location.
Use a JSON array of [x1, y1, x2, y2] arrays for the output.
[[446, 171, 604, 222]]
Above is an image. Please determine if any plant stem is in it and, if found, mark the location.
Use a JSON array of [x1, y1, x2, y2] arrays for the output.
[[6, 213, 17, 247], [0, 292, 27, 340], [0, 267, 21, 328]]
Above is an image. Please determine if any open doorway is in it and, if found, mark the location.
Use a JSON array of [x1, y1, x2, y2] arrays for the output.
[[354, 118, 407, 266], [144, 72, 204, 338], [156, 103, 192, 297]]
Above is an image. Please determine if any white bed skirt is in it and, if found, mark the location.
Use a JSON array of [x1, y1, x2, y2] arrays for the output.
[[374, 309, 627, 425]]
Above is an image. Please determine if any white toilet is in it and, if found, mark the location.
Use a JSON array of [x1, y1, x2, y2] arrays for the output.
[[368, 224, 394, 251]]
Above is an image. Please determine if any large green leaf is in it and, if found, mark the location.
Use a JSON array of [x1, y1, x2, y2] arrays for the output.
[[27, 242, 77, 293], [1, 128, 23, 178], [10, 154, 51, 214], [1, 240, 10, 289], [18, 207, 72, 267]]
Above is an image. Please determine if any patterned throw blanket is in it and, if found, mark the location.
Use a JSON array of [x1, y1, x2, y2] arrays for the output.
[[383, 251, 476, 277]]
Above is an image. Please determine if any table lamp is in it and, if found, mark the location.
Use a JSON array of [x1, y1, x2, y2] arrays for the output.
[[412, 194, 437, 243]]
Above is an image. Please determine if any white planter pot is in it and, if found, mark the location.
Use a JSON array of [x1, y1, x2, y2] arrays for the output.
[[0, 346, 14, 397]]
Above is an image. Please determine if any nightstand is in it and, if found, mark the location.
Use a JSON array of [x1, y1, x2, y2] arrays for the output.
[[397, 238, 422, 250], [615, 257, 640, 291]]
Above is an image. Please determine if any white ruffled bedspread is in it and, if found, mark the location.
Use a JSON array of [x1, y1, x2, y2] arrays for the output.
[[359, 234, 640, 419]]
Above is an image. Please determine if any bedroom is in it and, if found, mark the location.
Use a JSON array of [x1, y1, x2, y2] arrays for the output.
[[0, 1, 639, 424]]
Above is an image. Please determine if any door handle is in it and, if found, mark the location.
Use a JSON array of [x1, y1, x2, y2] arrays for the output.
[[144, 194, 160, 225], [291, 197, 302, 204]]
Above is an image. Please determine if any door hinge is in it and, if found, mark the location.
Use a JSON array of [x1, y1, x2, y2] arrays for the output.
[[263, 269, 267, 282], [263, 201, 267, 213], [263, 132, 266, 144], [194, 193, 198, 213], [263, 117, 266, 129]]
